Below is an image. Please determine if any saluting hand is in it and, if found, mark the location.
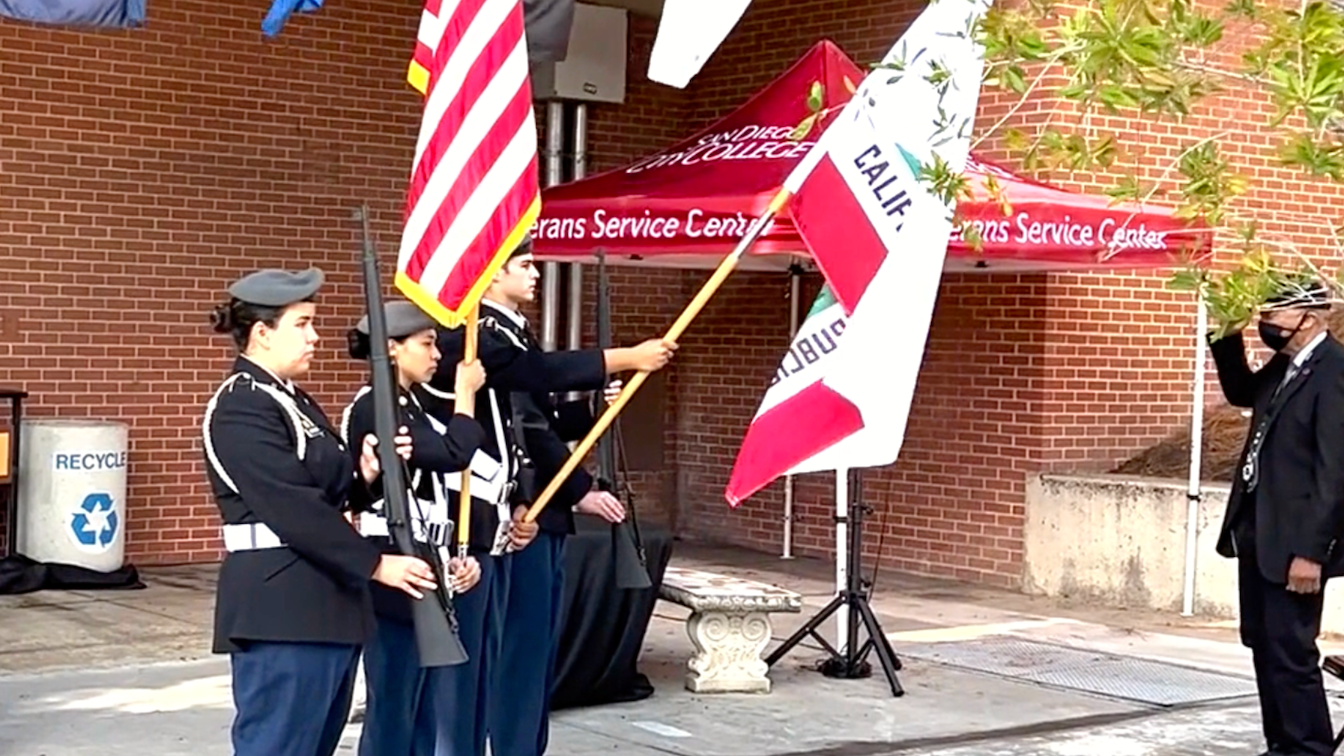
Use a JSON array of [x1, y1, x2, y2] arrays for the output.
[[359, 429, 415, 483], [631, 339, 677, 373], [448, 555, 482, 593], [373, 554, 437, 599]]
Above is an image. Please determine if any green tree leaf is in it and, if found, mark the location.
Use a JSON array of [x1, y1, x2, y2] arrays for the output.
[[807, 81, 824, 113]]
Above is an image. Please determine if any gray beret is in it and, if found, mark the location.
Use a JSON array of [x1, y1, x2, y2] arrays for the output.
[[356, 300, 438, 339], [227, 268, 324, 307]]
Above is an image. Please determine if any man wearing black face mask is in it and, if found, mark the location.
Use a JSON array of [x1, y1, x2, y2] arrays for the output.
[[1209, 278, 1344, 756]]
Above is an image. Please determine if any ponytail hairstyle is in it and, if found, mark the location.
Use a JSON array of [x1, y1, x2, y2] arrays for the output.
[[209, 299, 291, 352], [347, 329, 419, 361], [346, 328, 372, 360]]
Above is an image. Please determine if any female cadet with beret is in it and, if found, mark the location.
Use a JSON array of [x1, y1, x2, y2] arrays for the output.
[[340, 300, 490, 756], [202, 268, 438, 756]]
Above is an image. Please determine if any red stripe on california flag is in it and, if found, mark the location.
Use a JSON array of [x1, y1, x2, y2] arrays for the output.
[[724, 380, 864, 507], [403, 85, 533, 282], [406, 13, 524, 216], [790, 155, 889, 316], [437, 158, 540, 305], [426, 0, 490, 99]]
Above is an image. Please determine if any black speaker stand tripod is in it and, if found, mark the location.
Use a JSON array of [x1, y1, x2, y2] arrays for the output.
[[763, 469, 904, 697]]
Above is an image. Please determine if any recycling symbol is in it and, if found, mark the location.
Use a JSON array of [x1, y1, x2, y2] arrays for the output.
[[69, 492, 118, 550]]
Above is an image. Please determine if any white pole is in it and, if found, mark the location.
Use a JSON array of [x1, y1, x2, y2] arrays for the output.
[[1181, 298, 1207, 617], [835, 467, 849, 652], [782, 269, 801, 560]]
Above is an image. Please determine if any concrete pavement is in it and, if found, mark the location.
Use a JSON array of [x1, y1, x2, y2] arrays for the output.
[[4, 543, 1343, 755]]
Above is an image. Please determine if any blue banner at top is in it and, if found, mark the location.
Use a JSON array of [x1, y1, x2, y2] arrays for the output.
[[0, 0, 145, 27]]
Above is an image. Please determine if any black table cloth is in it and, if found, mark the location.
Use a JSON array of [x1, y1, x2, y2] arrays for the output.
[[551, 516, 673, 710]]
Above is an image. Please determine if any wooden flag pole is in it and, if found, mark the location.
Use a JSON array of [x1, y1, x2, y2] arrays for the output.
[[456, 303, 480, 559], [524, 188, 793, 522]]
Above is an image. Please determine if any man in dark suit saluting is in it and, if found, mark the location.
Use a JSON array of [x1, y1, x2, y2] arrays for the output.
[[1210, 277, 1344, 756]]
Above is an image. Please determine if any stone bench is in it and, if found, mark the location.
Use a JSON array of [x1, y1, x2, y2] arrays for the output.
[[1324, 656, 1344, 752], [658, 566, 803, 694]]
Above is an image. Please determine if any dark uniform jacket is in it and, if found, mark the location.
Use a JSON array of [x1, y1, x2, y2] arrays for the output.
[[517, 389, 599, 535], [341, 383, 486, 623], [1211, 332, 1344, 582], [425, 300, 607, 539], [202, 357, 383, 653]]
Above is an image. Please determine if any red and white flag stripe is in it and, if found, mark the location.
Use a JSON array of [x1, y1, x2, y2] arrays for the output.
[[397, 0, 542, 326], [408, 0, 447, 95]]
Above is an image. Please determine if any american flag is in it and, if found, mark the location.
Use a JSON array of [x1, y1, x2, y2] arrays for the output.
[[396, 0, 542, 327]]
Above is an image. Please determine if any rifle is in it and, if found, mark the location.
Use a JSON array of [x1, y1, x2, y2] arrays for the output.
[[355, 205, 469, 667], [595, 249, 651, 590]]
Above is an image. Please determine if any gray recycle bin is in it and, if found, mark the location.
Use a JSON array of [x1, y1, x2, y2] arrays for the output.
[[16, 419, 129, 572]]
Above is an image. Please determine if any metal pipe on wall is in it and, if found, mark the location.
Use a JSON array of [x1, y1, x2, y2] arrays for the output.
[[540, 100, 566, 352], [559, 104, 589, 423], [566, 103, 588, 354]]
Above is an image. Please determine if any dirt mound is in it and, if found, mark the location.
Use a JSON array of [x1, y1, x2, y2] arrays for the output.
[[1110, 404, 1250, 482], [1113, 313, 1344, 483]]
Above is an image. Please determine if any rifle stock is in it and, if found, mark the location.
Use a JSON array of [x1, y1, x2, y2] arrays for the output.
[[595, 249, 651, 591], [355, 205, 468, 668]]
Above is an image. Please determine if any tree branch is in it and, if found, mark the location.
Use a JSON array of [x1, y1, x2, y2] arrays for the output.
[[972, 48, 1074, 151]]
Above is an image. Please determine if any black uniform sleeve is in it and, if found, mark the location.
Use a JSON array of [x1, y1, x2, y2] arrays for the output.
[[1297, 367, 1344, 564], [1209, 332, 1268, 408], [519, 396, 594, 508], [207, 383, 382, 590], [340, 389, 381, 513], [410, 414, 488, 474], [434, 325, 607, 394], [553, 399, 596, 443]]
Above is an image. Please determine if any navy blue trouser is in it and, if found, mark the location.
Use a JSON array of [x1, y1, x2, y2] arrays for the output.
[[488, 531, 566, 756], [433, 553, 510, 756], [357, 615, 436, 756], [229, 641, 360, 756]]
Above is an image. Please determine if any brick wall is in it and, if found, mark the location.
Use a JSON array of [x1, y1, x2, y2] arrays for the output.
[[1, 0, 1308, 587]]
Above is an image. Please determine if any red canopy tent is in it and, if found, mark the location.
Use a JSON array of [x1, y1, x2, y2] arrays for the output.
[[526, 40, 1217, 621], [529, 40, 1212, 271]]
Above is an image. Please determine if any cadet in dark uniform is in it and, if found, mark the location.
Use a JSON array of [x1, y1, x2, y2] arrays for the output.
[[1210, 278, 1344, 756], [202, 269, 438, 756], [425, 237, 675, 756], [341, 300, 491, 756]]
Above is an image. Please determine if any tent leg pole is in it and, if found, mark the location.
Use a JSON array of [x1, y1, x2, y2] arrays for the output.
[[835, 467, 849, 652], [1182, 297, 1207, 618], [783, 269, 801, 560]]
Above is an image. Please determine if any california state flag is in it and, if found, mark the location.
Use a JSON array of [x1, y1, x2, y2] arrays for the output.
[[725, 0, 991, 505]]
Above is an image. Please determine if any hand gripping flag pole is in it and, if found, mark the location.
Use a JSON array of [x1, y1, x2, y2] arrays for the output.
[[521, 188, 793, 523]]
